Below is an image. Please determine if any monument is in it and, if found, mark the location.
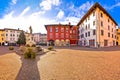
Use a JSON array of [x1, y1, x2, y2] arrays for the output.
[[26, 26, 36, 47]]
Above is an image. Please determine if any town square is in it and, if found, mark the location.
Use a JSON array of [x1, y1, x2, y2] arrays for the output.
[[0, 0, 120, 80]]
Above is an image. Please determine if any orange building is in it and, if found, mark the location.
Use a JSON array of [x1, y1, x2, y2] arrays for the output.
[[77, 2, 117, 47], [116, 28, 120, 45]]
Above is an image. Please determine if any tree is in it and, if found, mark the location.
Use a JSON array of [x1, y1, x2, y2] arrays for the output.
[[17, 31, 26, 45]]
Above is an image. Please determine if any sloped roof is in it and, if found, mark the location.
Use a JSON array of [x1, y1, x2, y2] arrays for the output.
[[44, 24, 74, 30], [77, 2, 118, 26]]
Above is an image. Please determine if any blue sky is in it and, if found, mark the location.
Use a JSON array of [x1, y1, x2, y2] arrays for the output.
[[0, 0, 120, 33]]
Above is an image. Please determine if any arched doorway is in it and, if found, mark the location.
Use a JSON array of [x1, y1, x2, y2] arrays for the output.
[[66, 39, 70, 46], [55, 39, 60, 46], [2, 42, 4, 46], [61, 39, 65, 46], [116, 42, 118, 46], [49, 40, 54, 46]]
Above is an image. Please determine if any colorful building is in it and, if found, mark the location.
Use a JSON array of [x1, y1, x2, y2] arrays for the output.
[[45, 23, 78, 46], [70, 26, 79, 45], [4, 28, 22, 45], [77, 2, 117, 47], [0, 29, 5, 46], [33, 33, 47, 45], [116, 28, 120, 45]]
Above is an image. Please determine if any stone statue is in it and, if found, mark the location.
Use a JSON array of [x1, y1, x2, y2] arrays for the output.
[[26, 26, 36, 47], [29, 26, 32, 34]]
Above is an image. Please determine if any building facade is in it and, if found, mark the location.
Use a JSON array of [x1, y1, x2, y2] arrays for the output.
[[33, 33, 41, 44], [4, 28, 22, 45], [70, 26, 79, 45], [116, 28, 120, 45], [77, 3, 117, 47], [0, 29, 5, 46], [45, 23, 78, 46], [33, 33, 47, 45], [39, 34, 47, 45]]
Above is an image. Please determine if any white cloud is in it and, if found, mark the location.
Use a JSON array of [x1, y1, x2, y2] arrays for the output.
[[40, 0, 60, 11], [56, 10, 64, 19], [19, 7, 30, 16], [68, 1, 93, 18], [12, 0, 17, 4], [105, 2, 120, 10], [0, 1, 95, 34], [0, 10, 58, 33], [65, 17, 80, 25], [79, 1, 93, 11]]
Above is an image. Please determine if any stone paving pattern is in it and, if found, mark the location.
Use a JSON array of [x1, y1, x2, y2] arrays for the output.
[[1, 46, 120, 80]]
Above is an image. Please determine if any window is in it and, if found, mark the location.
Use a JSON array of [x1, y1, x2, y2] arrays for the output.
[[112, 28, 113, 32], [55, 27, 58, 32], [108, 19, 109, 22], [89, 39, 95, 46], [61, 27, 64, 32], [10, 34, 12, 36], [86, 25, 87, 30], [50, 33, 53, 38], [88, 24, 90, 29], [2, 38, 4, 41], [55, 33, 58, 38], [85, 33, 87, 37], [112, 34, 113, 38], [108, 25, 110, 30], [93, 21, 95, 26], [88, 32, 90, 36], [61, 33, 64, 38], [101, 13, 103, 17], [6, 34, 8, 36], [50, 27, 52, 32], [13, 34, 15, 37], [93, 30, 96, 35], [115, 35, 116, 39], [81, 34, 84, 38], [108, 33, 110, 37], [66, 27, 69, 32], [93, 11, 95, 16], [101, 21, 103, 27], [101, 30, 104, 35], [66, 34, 69, 38]]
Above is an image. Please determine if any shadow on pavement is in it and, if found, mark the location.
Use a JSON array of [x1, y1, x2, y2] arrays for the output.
[[15, 50, 49, 80]]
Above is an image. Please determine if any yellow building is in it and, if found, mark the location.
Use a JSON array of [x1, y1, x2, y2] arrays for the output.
[[0, 29, 5, 45], [116, 28, 120, 45]]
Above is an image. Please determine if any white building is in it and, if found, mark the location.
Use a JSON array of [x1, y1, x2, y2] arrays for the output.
[[77, 2, 117, 47], [4, 28, 22, 45]]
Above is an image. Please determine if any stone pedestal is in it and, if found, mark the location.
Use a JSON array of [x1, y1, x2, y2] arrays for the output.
[[26, 34, 36, 47]]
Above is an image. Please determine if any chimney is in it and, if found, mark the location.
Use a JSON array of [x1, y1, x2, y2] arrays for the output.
[[68, 22, 71, 25]]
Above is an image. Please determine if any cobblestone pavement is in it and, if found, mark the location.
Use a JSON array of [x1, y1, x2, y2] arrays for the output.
[[38, 49, 120, 80], [1, 46, 120, 80], [0, 53, 21, 80]]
